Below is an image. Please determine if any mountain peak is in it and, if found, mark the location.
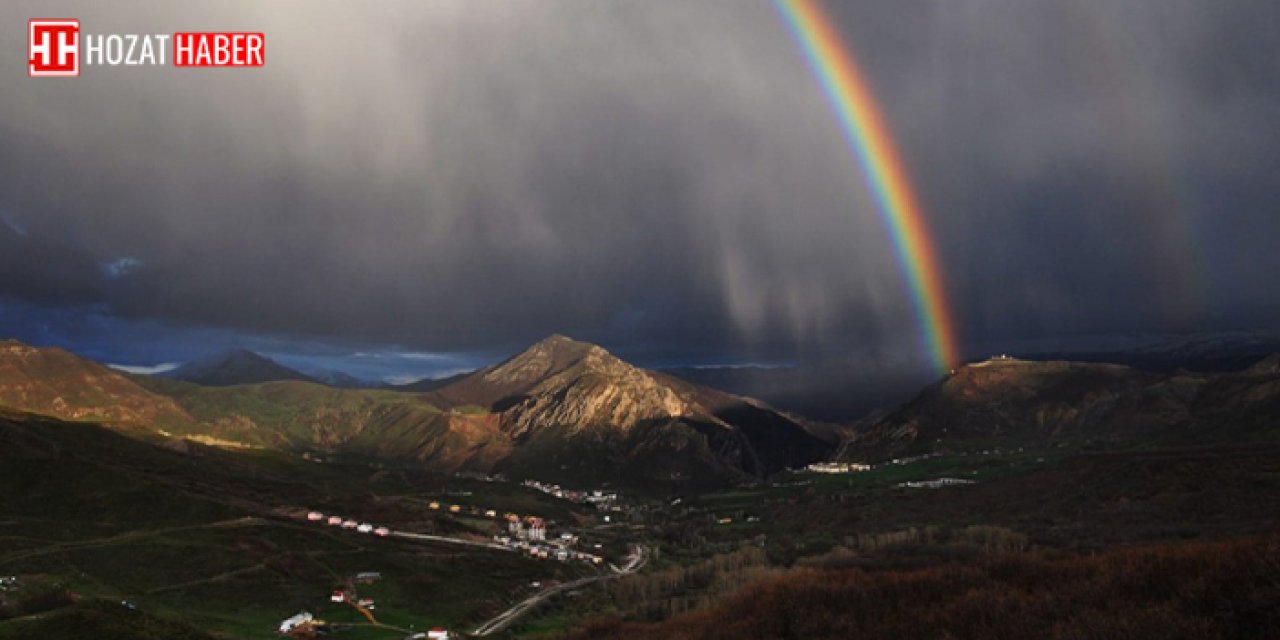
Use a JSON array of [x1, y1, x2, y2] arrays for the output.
[[538, 333, 578, 345], [445, 332, 687, 426], [163, 349, 313, 387], [527, 333, 604, 357], [482, 335, 617, 387]]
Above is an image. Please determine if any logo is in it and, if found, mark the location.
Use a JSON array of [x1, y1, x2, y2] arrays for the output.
[[173, 33, 264, 67], [29, 19, 79, 77], [27, 19, 264, 76]]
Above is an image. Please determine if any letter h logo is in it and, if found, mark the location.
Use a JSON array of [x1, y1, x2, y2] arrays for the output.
[[29, 19, 79, 77]]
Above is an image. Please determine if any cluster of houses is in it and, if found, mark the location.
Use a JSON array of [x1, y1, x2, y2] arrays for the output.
[[427, 501, 501, 518], [804, 462, 872, 473], [0, 576, 17, 592], [494, 513, 605, 565], [431, 500, 611, 567], [897, 477, 975, 489], [507, 514, 547, 540], [330, 571, 383, 609], [307, 511, 390, 537], [521, 479, 620, 511], [493, 533, 606, 565], [330, 591, 378, 609]]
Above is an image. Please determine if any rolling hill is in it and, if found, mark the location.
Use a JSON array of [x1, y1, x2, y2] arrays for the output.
[[135, 376, 513, 472], [840, 355, 1280, 461], [0, 339, 192, 429]]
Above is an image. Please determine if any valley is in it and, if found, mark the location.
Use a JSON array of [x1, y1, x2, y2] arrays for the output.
[[8, 3, 1278, 636], [1, 336, 1278, 638]]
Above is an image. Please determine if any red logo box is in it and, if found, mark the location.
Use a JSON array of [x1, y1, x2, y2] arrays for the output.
[[29, 19, 79, 77], [173, 32, 264, 67]]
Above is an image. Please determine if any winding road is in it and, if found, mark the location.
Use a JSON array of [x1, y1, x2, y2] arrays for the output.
[[471, 544, 648, 637]]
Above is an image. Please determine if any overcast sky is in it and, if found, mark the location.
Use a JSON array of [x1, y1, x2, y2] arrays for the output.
[[2, 0, 1279, 381]]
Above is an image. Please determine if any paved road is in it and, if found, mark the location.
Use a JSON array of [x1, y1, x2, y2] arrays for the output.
[[387, 530, 516, 553], [471, 544, 647, 637]]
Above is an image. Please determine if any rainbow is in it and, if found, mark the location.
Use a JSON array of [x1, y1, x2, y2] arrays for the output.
[[775, 0, 959, 373]]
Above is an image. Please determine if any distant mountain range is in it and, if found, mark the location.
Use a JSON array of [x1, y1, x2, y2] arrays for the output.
[[1018, 331, 1280, 373], [0, 335, 830, 490], [839, 354, 1280, 462], [305, 368, 378, 389], [5, 332, 1277, 490], [659, 363, 932, 423], [664, 331, 1280, 422]]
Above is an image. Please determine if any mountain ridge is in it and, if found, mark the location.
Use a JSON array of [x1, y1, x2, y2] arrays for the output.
[[0, 339, 193, 428], [0, 336, 831, 490], [840, 354, 1280, 461]]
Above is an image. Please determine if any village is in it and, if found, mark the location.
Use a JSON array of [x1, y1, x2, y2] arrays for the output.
[[803, 461, 872, 473], [520, 479, 621, 512], [274, 479, 632, 638]]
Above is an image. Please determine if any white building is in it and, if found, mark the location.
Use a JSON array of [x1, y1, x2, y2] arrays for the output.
[[278, 611, 313, 634]]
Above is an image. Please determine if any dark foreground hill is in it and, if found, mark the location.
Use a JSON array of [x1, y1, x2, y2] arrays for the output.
[[0, 599, 217, 640], [569, 535, 1280, 640], [0, 409, 593, 639]]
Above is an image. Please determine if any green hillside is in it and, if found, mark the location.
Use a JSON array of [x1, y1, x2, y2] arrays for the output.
[[133, 377, 514, 471], [0, 410, 594, 639]]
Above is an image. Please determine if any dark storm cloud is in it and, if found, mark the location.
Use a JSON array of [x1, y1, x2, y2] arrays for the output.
[[1, 0, 1279, 370]]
